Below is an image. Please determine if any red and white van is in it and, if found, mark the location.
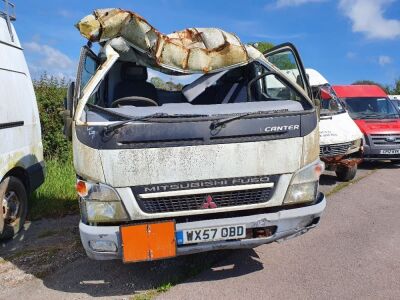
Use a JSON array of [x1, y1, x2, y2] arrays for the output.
[[332, 85, 400, 161]]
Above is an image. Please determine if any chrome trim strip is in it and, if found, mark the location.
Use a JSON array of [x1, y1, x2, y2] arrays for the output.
[[139, 182, 275, 199]]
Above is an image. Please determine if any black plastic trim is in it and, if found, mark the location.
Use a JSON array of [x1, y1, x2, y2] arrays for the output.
[[76, 111, 317, 149], [26, 161, 45, 193], [0, 121, 24, 130]]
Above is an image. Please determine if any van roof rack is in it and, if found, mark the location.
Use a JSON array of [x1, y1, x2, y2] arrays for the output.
[[0, 0, 15, 42], [0, 0, 15, 21]]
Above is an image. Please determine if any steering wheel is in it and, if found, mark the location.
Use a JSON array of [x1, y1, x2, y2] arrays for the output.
[[111, 96, 158, 108]]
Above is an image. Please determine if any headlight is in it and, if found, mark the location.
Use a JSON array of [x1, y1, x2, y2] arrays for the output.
[[350, 138, 362, 150], [283, 160, 324, 205], [77, 180, 129, 223]]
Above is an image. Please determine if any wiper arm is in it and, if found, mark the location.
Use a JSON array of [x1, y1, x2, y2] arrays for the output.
[[103, 113, 169, 136], [210, 111, 270, 131], [87, 103, 133, 120], [103, 113, 209, 136]]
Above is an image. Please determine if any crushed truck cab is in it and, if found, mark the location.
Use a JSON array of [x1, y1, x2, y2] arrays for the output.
[[65, 9, 326, 262]]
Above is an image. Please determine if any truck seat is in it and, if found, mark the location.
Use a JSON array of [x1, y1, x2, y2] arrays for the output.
[[113, 64, 158, 102]]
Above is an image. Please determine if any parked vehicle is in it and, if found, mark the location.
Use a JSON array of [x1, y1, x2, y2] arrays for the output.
[[65, 9, 326, 262], [307, 69, 363, 181], [0, 1, 44, 239], [389, 95, 400, 111], [333, 85, 400, 161]]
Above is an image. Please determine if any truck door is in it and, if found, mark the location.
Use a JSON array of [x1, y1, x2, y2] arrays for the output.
[[63, 46, 99, 139], [263, 43, 313, 102]]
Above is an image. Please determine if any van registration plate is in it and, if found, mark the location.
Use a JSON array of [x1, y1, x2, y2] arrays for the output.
[[176, 225, 246, 245], [380, 149, 400, 155]]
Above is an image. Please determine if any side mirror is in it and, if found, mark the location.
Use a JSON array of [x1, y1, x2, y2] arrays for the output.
[[62, 82, 75, 141]]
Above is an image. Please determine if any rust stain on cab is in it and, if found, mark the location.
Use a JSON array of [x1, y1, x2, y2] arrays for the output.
[[76, 8, 254, 73]]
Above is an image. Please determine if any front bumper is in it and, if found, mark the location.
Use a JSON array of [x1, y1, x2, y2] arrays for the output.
[[321, 151, 363, 169], [79, 193, 326, 261], [363, 145, 400, 160]]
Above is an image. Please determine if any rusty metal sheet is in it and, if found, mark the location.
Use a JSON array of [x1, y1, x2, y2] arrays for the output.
[[322, 156, 362, 168], [76, 8, 259, 74]]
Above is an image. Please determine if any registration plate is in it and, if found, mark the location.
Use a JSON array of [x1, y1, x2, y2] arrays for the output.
[[176, 225, 246, 245], [380, 149, 400, 155]]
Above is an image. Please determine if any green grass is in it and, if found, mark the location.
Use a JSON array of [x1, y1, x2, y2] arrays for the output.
[[29, 159, 78, 220]]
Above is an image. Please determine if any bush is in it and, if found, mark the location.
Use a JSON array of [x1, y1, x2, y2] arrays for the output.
[[34, 75, 71, 161]]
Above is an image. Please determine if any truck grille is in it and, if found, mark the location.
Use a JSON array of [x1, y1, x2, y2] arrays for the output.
[[136, 188, 274, 214], [370, 134, 400, 146], [319, 142, 352, 157]]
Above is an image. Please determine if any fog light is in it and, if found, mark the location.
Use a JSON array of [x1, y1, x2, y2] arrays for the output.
[[89, 240, 118, 252]]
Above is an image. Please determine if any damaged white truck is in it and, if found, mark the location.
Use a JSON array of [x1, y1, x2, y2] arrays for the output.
[[64, 9, 326, 262], [307, 69, 363, 181]]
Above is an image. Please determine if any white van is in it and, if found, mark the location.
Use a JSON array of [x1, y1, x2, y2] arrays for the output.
[[0, 1, 44, 239], [389, 95, 400, 111], [306, 69, 363, 181]]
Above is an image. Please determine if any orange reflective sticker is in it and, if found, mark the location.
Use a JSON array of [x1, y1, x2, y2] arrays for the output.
[[121, 221, 176, 263]]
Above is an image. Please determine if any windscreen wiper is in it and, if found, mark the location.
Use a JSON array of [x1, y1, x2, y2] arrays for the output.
[[210, 110, 288, 131], [103, 113, 208, 136], [103, 113, 170, 136]]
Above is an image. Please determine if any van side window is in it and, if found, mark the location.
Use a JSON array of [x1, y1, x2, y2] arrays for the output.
[[81, 56, 97, 91], [76, 47, 99, 104]]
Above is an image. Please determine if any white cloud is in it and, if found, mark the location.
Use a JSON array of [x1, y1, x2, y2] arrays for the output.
[[57, 9, 81, 19], [267, 0, 327, 9], [346, 51, 357, 59], [339, 0, 400, 39], [378, 55, 392, 66], [24, 41, 75, 79]]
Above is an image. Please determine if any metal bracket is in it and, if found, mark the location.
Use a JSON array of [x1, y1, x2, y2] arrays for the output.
[[1, 0, 16, 42]]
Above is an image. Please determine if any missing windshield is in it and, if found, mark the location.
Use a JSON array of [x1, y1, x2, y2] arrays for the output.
[[83, 59, 312, 124]]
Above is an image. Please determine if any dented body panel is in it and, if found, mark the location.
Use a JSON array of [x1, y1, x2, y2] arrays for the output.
[[76, 8, 261, 74]]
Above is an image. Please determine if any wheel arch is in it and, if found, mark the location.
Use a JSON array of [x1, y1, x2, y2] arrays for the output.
[[2, 167, 30, 194]]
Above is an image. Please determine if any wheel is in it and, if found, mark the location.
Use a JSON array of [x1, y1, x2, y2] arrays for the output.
[[0, 177, 28, 240], [335, 165, 357, 182]]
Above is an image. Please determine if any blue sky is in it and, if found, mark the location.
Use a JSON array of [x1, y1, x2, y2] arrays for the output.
[[13, 0, 400, 87]]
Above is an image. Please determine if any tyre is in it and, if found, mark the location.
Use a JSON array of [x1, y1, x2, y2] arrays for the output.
[[0, 176, 28, 240], [335, 165, 357, 182]]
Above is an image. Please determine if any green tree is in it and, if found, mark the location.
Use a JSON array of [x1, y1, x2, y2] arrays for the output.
[[252, 41, 296, 70], [150, 76, 183, 91], [252, 41, 275, 53], [34, 75, 71, 161], [390, 79, 400, 94]]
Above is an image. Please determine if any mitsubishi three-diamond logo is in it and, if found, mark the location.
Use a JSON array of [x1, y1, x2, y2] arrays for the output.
[[202, 195, 217, 209]]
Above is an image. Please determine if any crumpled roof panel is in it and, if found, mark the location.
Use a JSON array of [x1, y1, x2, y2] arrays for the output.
[[76, 8, 262, 74]]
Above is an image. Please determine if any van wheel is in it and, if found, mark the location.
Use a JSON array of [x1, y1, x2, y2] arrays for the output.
[[0, 177, 28, 240], [335, 165, 357, 182]]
